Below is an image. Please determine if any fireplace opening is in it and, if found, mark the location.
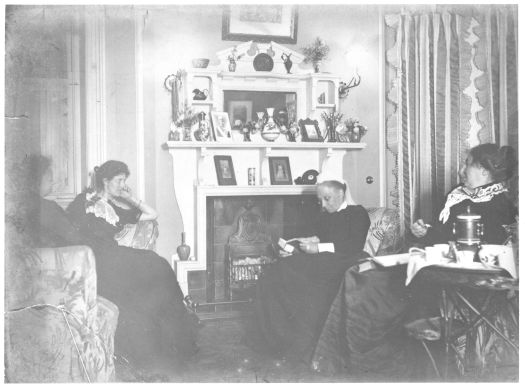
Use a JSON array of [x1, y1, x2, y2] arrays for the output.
[[195, 194, 319, 304]]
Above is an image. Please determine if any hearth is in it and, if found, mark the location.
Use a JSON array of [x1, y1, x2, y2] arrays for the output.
[[186, 194, 319, 303]]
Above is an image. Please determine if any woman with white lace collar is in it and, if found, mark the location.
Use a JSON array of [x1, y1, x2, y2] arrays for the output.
[[85, 160, 157, 229], [411, 143, 518, 245]]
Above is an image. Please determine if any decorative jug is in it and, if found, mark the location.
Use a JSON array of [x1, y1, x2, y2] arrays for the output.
[[192, 88, 208, 101], [177, 232, 191, 261], [281, 53, 293, 74]]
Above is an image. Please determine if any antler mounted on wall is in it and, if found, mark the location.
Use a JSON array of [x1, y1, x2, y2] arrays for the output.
[[338, 74, 361, 99]]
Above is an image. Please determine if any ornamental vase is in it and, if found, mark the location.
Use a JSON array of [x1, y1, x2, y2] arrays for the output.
[[261, 108, 280, 141], [177, 232, 191, 261]]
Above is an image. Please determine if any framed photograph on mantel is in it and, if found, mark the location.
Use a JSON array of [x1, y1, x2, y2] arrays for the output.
[[298, 119, 323, 142], [269, 156, 292, 185], [211, 111, 232, 142], [214, 155, 237, 185], [222, 5, 298, 44]]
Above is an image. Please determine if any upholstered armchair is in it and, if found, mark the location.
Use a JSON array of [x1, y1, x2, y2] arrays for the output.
[[4, 220, 159, 383], [364, 207, 402, 256], [4, 245, 119, 383]]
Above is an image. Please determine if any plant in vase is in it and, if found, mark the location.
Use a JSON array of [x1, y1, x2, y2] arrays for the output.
[[175, 103, 198, 141], [301, 37, 330, 73], [321, 111, 344, 142], [344, 118, 368, 142]]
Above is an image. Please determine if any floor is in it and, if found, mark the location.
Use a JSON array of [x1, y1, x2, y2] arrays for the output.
[[115, 317, 519, 383]]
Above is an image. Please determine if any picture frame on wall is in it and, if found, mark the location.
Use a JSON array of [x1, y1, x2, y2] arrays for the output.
[[298, 119, 323, 142], [227, 100, 253, 125], [269, 156, 292, 185], [214, 155, 237, 185], [222, 5, 298, 44], [211, 112, 233, 142]]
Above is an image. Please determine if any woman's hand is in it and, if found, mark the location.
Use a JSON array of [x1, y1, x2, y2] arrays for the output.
[[117, 186, 158, 221], [411, 219, 429, 238], [299, 242, 319, 254], [118, 185, 133, 201]]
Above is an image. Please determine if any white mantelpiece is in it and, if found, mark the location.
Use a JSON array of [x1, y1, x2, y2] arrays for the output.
[[166, 142, 366, 295]]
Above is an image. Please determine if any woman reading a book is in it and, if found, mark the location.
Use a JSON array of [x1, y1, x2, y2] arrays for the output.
[[251, 175, 371, 361]]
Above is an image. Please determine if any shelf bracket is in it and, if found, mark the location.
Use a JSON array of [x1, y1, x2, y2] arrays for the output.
[[197, 147, 212, 185], [261, 147, 274, 185]]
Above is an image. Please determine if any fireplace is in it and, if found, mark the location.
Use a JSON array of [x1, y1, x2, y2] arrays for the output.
[[185, 194, 319, 303], [164, 40, 366, 297]]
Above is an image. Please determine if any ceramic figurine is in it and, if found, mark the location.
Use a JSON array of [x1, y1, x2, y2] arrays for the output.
[[194, 112, 211, 141]]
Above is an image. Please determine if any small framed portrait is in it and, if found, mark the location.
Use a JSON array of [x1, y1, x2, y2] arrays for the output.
[[214, 155, 237, 185], [269, 156, 292, 185], [211, 112, 233, 142], [298, 119, 323, 142], [227, 100, 253, 125]]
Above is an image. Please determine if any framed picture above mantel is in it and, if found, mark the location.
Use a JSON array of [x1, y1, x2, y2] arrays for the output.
[[222, 5, 298, 44]]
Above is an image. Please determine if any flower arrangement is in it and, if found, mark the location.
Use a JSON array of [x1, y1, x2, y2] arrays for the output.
[[301, 37, 330, 73], [344, 118, 368, 142], [175, 102, 198, 128], [321, 111, 344, 142]]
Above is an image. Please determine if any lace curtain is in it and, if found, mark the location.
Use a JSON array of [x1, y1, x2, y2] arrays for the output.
[[383, 6, 518, 237]]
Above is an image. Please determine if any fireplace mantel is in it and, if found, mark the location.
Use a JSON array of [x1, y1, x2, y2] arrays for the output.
[[165, 141, 366, 295]]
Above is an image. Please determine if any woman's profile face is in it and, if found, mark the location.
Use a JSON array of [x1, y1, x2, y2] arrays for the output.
[[103, 173, 127, 198], [40, 168, 53, 197], [317, 184, 344, 213], [460, 154, 489, 190]]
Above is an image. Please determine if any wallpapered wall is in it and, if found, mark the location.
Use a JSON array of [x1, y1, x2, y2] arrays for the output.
[[105, 5, 383, 259]]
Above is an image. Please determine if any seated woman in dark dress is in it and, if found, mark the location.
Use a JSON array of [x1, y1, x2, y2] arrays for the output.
[[307, 144, 518, 377], [61, 160, 198, 372], [252, 178, 371, 361]]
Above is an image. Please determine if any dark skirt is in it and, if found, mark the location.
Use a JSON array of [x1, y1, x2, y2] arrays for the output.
[[310, 264, 411, 375], [91, 243, 196, 369], [252, 251, 369, 361]]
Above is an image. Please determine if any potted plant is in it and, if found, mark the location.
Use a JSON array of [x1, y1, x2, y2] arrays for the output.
[[301, 37, 330, 73]]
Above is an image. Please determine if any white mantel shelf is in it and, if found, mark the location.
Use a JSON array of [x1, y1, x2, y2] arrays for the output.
[[196, 185, 317, 197], [165, 141, 366, 150]]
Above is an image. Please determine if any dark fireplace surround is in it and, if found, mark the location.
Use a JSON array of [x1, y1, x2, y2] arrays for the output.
[[186, 195, 319, 303]]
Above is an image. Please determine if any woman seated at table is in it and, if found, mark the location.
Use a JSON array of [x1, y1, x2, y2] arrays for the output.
[[411, 143, 518, 244], [307, 143, 518, 378], [65, 160, 198, 373], [251, 176, 371, 361]]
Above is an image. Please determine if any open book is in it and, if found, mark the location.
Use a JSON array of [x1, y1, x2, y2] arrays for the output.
[[278, 238, 302, 254]]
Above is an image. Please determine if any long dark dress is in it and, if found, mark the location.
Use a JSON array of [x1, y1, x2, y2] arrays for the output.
[[66, 192, 196, 369], [252, 205, 371, 361]]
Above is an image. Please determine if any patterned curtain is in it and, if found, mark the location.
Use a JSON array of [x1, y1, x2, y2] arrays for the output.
[[383, 5, 518, 237]]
